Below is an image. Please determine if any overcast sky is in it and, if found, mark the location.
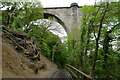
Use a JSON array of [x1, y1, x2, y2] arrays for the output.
[[40, 0, 96, 7], [40, 0, 119, 7]]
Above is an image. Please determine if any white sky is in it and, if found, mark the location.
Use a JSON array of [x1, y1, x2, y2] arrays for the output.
[[40, 0, 119, 7], [40, 0, 96, 7]]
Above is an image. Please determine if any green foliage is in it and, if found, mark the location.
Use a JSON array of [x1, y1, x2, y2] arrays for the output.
[[1, 1, 68, 68], [1, 1, 43, 31], [66, 1, 120, 79], [54, 43, 68, 68], [18, 2, 43, 30], [28, 23, 68, 67], [1, 1, 120, 79], [80, 2, 120, 78]]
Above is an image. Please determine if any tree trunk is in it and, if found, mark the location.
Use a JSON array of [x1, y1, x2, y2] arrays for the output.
[[103, 33, 110, 62], [103, 23, 120, 68], [91, 2, 109, 77], [91, 39, 99, 77]]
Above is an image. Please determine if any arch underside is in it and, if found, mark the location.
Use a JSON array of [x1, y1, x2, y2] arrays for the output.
[[44, 13, 68, 34]]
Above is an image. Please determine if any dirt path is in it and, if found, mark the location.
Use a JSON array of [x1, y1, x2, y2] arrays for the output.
[[51, 69, 73, 79]]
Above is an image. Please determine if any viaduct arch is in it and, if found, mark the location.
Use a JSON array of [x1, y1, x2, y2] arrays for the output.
[[43, 3, 82, 34], [44, 13, 67, 34]]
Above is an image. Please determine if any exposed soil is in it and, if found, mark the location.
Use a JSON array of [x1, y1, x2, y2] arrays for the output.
[[2, 36, 58, 78]]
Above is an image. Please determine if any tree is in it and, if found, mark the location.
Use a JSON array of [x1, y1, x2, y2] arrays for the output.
[[1, 1, 43, 32], [66, 1, 120, 79], [80, 1, 120, 78]]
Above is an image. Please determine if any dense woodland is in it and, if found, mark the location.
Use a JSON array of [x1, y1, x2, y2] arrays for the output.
[[1, 1, 120, 79]]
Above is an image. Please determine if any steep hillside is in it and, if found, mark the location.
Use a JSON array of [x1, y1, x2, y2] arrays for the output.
[[2, 26, 58, 78]]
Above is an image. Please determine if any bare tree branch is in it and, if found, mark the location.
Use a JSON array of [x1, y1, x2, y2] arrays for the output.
[[107, 23, 120, 33]]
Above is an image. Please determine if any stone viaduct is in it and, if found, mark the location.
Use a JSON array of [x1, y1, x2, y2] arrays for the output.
[[44, 3, 82, 34]]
